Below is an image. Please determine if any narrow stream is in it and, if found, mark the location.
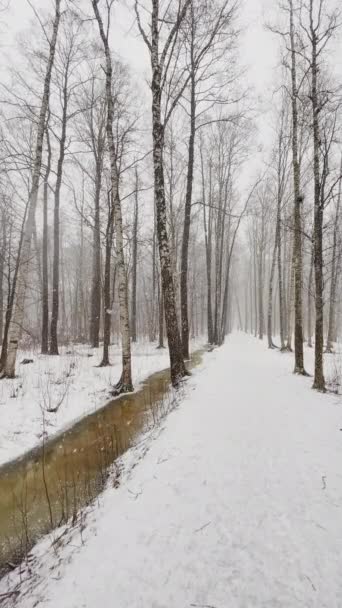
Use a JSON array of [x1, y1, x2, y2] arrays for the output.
[[0, 351, 203, 575]]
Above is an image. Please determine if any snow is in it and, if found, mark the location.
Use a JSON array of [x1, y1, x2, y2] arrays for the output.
[[0, 341, 202, 467], [1, 332, 342, 607]]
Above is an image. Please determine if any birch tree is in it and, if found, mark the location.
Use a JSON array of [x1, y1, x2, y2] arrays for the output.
[[131, 167, 139, 343], [300, 0, 340, 390], [91, 0, 133, 393], [288, 0, 307, 375], [135, 0, 190, 385]]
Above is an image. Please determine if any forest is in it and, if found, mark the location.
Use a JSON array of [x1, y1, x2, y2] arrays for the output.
[[0, 0, 341, 606], [0, 0, 341, 391]]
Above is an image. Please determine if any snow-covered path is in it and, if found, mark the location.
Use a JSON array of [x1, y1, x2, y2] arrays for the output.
[[3, 333, 342, 607]]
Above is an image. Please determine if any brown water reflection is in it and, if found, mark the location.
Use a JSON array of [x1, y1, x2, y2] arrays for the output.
[[0, 351, 203, 574]]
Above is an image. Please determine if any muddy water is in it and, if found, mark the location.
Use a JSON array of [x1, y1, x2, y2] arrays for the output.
[[0, 351, 203, 574]]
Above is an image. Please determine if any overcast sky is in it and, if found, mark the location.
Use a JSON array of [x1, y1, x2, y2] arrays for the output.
[[3, 0, 276, 91], [2, 0, 341, 187], [4, 0, 341, 110]]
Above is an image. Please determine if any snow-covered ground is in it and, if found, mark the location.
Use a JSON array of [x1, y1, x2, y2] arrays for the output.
[[0, 341, 202, 467], [1, 332, 341, 607]]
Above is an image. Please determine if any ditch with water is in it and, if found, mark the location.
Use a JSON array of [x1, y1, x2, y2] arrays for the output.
[[0, 350, 203, 576]]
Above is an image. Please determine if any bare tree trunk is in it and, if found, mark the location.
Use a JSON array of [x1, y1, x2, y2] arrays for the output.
[[272, 118, 287, 351], [258, 244, 264, 340], [215, 181, 229, 343], [50, 64, 69, 356], [149, 1, 187, 385], [41, 127, 51, 354], [267, 230, 277, 348], [286, 243, 295, 351], [100, 191, 114, 367], [134, 0, 189, 383], [131, 168, 139, 343], [77, 191, 86, 342], [249, 261, 253, 333], [180, 28, 196, 360], [167, 129, 178, 300], [213, 180, 225, 344], [92, 0, 133, 393], [244, 278, 249, 332], [277, 209, 286, 350], [257, 203, 266, 342], [150, 227, 157, 342], [90, 163, 102, 348], [307, 244, 314, 348], [310, 17, 325, 390], [0, 202, 30, 368], [220, 249, 232, 344], [235, 292, 242, 330], [253, 231, 258, 337], [33, 220, 43, 299], [205, 211, 214, 345], [201, 152, 213, 344], [1, 0, 61, 377], [289, 0, 306, 374], [157, 277, 165, 349], [325, 165, 341, 353]]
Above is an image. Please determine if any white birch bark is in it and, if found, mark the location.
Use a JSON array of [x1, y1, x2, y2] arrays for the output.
[[91, 0, 133, 393]]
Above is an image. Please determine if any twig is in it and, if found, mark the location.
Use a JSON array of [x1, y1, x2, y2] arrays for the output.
[[128, 488, 142, 500], [0, 590, 20, 599], [157, 456, 169, 464], [190, 604, 218, 608], [304, 574, 317, 591], [194, 521, 211, 533]]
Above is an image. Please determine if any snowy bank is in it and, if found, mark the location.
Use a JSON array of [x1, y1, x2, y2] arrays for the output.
[[0, 340, 202, 467]]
